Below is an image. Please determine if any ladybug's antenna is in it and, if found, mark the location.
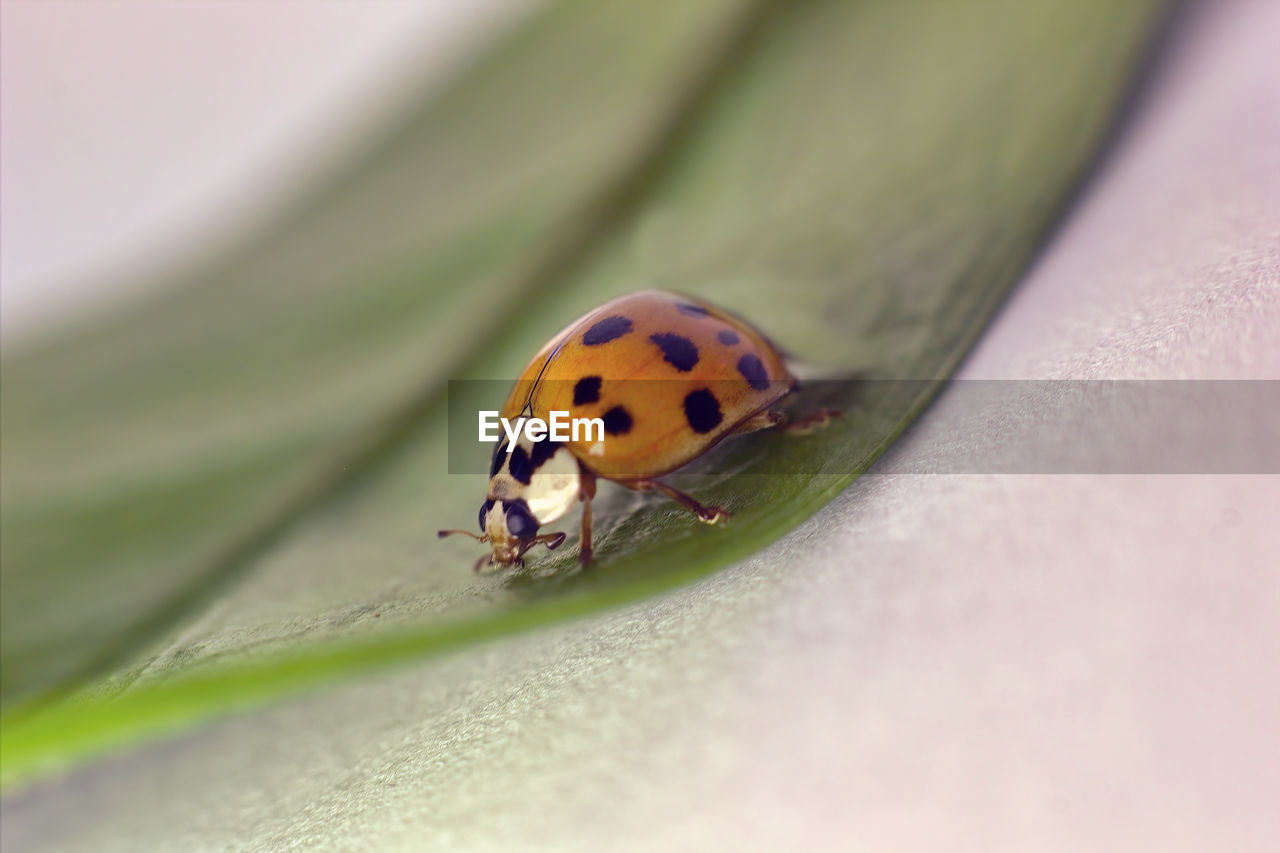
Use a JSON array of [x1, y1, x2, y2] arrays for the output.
[[438, 529, 488, 542]]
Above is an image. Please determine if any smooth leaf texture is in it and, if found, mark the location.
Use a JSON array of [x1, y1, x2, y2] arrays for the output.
[[0, 0, 1165, 787]]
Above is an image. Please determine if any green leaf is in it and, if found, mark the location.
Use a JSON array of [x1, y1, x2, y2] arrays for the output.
[[0, 0, 1166, 788]]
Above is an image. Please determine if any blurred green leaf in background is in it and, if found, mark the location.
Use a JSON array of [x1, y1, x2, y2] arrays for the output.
[[0, 0, 1166, 788]]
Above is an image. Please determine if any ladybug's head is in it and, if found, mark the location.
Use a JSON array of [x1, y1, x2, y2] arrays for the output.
[[438, 497, 566, 571]]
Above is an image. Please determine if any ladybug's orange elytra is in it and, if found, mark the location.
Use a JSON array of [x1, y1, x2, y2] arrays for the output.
[[439, 290, 798, 570]]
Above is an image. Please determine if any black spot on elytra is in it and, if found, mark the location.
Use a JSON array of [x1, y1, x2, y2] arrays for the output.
[[489, 441, 507, 477], [582, 315, 632, 346], [677, 302, 709, 317], [737, 354, 770, 391], [650, 333, 699, 372], [602, 406, 633, 435], [508, 444, 533, 484], [683, 389, 723, 434], [504, 499, 538, 538], [573, 376, 602, 406], [716, 329, 740, 346], [530, 438, 561, 469], [478, 498, 494, 533]]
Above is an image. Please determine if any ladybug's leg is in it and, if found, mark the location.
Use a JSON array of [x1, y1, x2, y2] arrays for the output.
[[578, 465, 597, 565], [579, 500, 594, 565], [727, 409, 786, 437], [628, 479, 729, 525], [782, 408, 841, 435]]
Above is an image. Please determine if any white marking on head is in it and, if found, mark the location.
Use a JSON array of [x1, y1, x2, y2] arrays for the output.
[[482, 500, 508, 540], [523, 444, 580, 525]]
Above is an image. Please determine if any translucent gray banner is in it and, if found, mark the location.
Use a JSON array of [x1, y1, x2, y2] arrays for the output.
[[446, 380, 1280, 475]]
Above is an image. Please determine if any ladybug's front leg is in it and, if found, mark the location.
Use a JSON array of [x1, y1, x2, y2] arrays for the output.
[[627, 479, 729, 525], [578, 465, 597, 565]]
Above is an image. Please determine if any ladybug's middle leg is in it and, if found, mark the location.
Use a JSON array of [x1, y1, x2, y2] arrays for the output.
[[627, 479, 729, 525]]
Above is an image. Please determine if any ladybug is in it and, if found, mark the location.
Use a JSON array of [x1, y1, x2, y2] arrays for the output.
[[440, 290, 809, 570]]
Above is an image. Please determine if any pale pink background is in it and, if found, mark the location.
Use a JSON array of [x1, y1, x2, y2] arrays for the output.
[[0, 0, 529, 342]]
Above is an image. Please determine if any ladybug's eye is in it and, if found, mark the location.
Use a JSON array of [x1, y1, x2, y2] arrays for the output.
[[478, 499, 494, 533], [504, 501, 538, 539]]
